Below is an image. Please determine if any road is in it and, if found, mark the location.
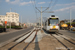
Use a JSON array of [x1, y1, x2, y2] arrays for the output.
[[59, 30, 75, 40], [0, 27, 34, 44]]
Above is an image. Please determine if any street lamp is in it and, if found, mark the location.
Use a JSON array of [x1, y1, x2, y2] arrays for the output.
[[10, 8, 12, 29], [21, 16, 22, 28], [70, 8, 72, 31]]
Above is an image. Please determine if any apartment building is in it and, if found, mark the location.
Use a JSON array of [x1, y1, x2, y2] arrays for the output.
[[0, 15, 6, 25], [0, 12, 19, 26]]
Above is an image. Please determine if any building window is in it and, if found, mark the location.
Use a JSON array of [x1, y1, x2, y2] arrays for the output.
[[3, 19, 5, 21], [8, 16, 10, 18], [14, 14, 15, 16], [2, 16, 5, 18], [12, 19, 14, 21], [17, 21, 19, 22], [8, 19, 10, 21], [16, 17, 18, 18], [16, 19, 18, 21], [12, 14, 15, 16], [12, 14, 14, 16], [15, 14, 17, 16], [12, 16, 14, 18], [1, 16, 3, 17]]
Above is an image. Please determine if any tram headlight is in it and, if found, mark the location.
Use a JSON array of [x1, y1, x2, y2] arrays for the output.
[[50, 26, 53, 29], [49, 24, 51, 26], [56, 26, 59, 29]]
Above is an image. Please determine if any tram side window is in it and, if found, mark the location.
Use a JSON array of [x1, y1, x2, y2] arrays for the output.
[[45, 21, 47, 26], [48, 19, 50, 26], [45, 22, 46, 26]]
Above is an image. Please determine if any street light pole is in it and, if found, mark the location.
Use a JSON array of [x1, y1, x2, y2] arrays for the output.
[[10, 8, 11, 29], [70, 8, 71, 31], [21, 16, 22, 28]]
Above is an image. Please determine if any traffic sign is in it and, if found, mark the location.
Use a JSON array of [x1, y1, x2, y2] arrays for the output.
[[5, 21, 7, 24]]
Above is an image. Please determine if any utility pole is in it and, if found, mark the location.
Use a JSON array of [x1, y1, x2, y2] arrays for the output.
[[21, 16, 22, 28], [35, 7, 54, 30], [41, 6, 42, 30], [39, 17, 40, 27], [70, 8, 71, 31]]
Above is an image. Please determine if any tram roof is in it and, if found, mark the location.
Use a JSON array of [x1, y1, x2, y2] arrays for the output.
[[47, 16, 59, 19]]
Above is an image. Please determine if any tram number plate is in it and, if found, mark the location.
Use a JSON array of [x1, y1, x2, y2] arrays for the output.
[[53, 26, 56, 28]]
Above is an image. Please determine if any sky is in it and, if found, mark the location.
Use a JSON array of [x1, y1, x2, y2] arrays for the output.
[[0, 0, 75, 23]]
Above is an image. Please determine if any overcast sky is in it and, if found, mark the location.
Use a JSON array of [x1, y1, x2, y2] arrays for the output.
[[0, 0, 75, 23]]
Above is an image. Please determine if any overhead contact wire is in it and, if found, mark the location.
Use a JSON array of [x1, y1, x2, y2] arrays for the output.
[[42, 0, 53, 12], [49, 0, 58, 11]]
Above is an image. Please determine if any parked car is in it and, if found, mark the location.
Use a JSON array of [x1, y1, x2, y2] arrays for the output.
[[70, 27, 75, 31]]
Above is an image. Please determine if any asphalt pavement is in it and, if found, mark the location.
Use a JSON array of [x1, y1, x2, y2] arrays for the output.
[[0, 27, 34, 44], [59, 30, 75, 40]]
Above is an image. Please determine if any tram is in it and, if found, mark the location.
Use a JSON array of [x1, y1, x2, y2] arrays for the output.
[[43, 15, 59, 32]]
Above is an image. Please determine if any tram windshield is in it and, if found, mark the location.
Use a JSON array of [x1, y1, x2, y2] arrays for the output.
[[50, 20, 59, 24], [49, 18, 59, 25]]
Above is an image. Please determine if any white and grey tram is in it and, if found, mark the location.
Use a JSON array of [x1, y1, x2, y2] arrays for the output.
[[43, 15, 60, 32]]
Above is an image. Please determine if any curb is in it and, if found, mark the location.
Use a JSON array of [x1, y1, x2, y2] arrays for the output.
[[0, 27, 30, 36]]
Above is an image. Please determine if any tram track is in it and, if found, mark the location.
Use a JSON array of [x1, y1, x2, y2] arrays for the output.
[[23, 30, 37, 50], [51, 34, 70, 50], [50, 32, 75, 50], [0, 29, 75, 50], [0, 28, 37, 50], [55, 32, 75, 45], [8, 30, 36, 50]]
